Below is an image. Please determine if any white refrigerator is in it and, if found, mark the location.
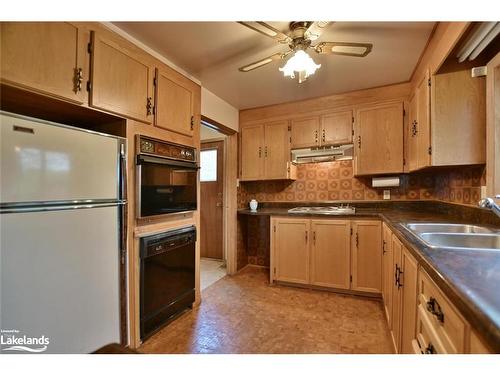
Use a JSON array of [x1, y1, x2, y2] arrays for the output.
[[0, 111, 126, 353]]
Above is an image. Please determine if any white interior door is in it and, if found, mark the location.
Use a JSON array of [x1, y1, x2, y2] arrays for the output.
[[0, 206, 120, 353]]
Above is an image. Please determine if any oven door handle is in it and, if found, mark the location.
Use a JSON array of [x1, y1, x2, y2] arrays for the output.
[[137, 154, 199, 169]]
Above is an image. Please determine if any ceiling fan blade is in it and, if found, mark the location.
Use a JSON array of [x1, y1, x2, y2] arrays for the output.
[[314, 42, 373, 57], [238, 22, 292, 44], [304, 21, 331, 41], [238, 52, 289, 72]]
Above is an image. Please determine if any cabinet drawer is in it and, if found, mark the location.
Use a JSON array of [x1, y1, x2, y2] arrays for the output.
[[414, 303, 447, 354], [418, 270, 466, 353]]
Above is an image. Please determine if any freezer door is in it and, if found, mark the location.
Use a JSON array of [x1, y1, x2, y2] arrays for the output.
[[0, 206, 121, 353], [1, 112, 120, 204]]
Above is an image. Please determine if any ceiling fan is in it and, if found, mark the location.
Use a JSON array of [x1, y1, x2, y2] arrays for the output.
[[238, 21, 373, 83]]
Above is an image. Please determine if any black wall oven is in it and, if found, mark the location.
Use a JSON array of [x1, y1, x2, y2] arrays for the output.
[[136, 136, 198, 218], [140, 226, 196, 340]]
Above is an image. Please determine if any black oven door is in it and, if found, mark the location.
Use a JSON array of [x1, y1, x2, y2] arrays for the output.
[[137, 155, 198, 218]]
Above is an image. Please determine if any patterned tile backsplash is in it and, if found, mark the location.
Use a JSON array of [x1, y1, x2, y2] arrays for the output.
[[238, 160, 485, 208]]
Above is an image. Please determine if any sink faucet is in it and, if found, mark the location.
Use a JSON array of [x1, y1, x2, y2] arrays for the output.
[[478, 195, 500, 218]]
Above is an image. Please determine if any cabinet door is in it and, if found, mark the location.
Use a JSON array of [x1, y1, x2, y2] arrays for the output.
[[273, 218, 310, 284], [155, 67, 195, 137], [408, 93, 419, 172], [416, 70, 431, 169], [400, 246, 419, 354], [1, 22, 88, 104], [290, 117, 320, 148], [382, 223, 394, 329], [310, 220, 351, 290], [320, 110, 353, 145], [90, 31, 154, 123], [354, 102, 404, 175], [391, 235, 403, 353], [264, 121, 290, 179], [240, 124, 264, 180], [351, 220, 382, 293]]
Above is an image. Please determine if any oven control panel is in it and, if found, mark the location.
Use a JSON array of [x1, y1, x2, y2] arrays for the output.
[[138, 136, 196, 162]]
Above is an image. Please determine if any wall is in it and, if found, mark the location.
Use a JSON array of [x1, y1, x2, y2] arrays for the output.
[[238, 161, 485, 207], [201, 87, 239, 132]]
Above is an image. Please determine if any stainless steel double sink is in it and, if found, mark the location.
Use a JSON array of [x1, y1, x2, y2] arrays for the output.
[[401, 223, 500, 251]]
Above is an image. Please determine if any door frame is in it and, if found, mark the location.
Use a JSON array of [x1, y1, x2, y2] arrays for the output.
[[200, 116, 238, 275], [200, 139, 225, 260]]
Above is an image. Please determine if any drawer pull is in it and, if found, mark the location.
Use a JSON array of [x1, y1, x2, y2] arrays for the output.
[[424, 343, 436, 354], [426, 297, 445, 323]]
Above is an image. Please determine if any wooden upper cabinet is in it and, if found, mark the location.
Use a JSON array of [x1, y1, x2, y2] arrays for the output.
[[264, 121, 290, 179], [273, 218, 310, 285], [431, 68, 486, 167], [408, 93, 419, 172], [240, 124, 264, 180], [354, 101, 404, 176], [154, 67, 195, 137], [89, 31, 154, 123], [320, 110, 353, 145], [351, 220, 382, 293], [290, 116, 320, 148], [310, 220, 351, 290], [0, 22, 88, 104], [416, 71, 431, 169], [382, 222, 394, 329]]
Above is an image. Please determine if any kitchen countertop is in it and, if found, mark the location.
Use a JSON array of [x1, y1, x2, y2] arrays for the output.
[[238, 205, 500, 352]]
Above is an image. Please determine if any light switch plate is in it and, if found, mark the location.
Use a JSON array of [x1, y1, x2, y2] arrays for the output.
[[383, 189, 391, 200]]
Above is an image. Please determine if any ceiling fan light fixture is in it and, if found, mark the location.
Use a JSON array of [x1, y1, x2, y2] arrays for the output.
[[279, 50, 321, 83]]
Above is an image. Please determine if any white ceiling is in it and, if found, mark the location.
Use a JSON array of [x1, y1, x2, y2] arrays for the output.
[[113, 22, 435, 109]]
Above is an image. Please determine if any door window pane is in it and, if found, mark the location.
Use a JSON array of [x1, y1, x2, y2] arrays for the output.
[[200, 149, 217, 182]]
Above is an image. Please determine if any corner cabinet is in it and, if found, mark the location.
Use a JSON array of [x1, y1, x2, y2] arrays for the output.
[[89, 31, 154, 123], [271, 217, 381, 294], [407, 67, 486, 171], [354, 101, 404, 176], [240, 122, 295, 181], [0, 22, 89, 104]]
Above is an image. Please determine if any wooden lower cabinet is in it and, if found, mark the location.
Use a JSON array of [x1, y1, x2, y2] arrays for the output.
[[271, 217, 381, 294], [391, 235, 403, 352], [351, 220, 382, 293], [272, 218, 310, 284], [400, 246, 419, 353], [310, 220, 351, 289], [382, 223, 394, 328]]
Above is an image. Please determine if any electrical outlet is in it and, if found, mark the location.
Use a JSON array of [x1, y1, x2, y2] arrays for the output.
[[481, 185, 487, 200], [383, 190, 391, 200]]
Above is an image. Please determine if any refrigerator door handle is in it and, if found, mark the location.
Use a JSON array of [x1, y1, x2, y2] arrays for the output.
[[0, 201, 125, 214]]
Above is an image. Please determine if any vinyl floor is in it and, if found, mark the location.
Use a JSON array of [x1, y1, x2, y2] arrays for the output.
[[139, 266, 394, 354]]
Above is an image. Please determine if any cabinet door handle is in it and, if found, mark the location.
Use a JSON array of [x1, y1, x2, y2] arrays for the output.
[[265, 146, 268, 157], [357, 135, 361, 148], [322, 129, 326, 142], [394, 264, 399, 286], [146, 97, 153, 115], [382, 240, 386, 254], [313, 231, 316, 245], [305, 231, 308, 244], [258, 147, 262, 158], [315, 129, 318, 143], [398, 269, 404, 288], [355, 232, 359, 248], [190, 115, 194, 130], [74, 67, 83, 92], [426, 297, 445, 323]]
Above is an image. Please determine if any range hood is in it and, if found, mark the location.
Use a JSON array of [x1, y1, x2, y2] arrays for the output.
[[291, 144, 354, 164]]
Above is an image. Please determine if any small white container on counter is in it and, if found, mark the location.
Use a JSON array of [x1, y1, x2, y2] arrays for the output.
[[249, 199, 258, 212]]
